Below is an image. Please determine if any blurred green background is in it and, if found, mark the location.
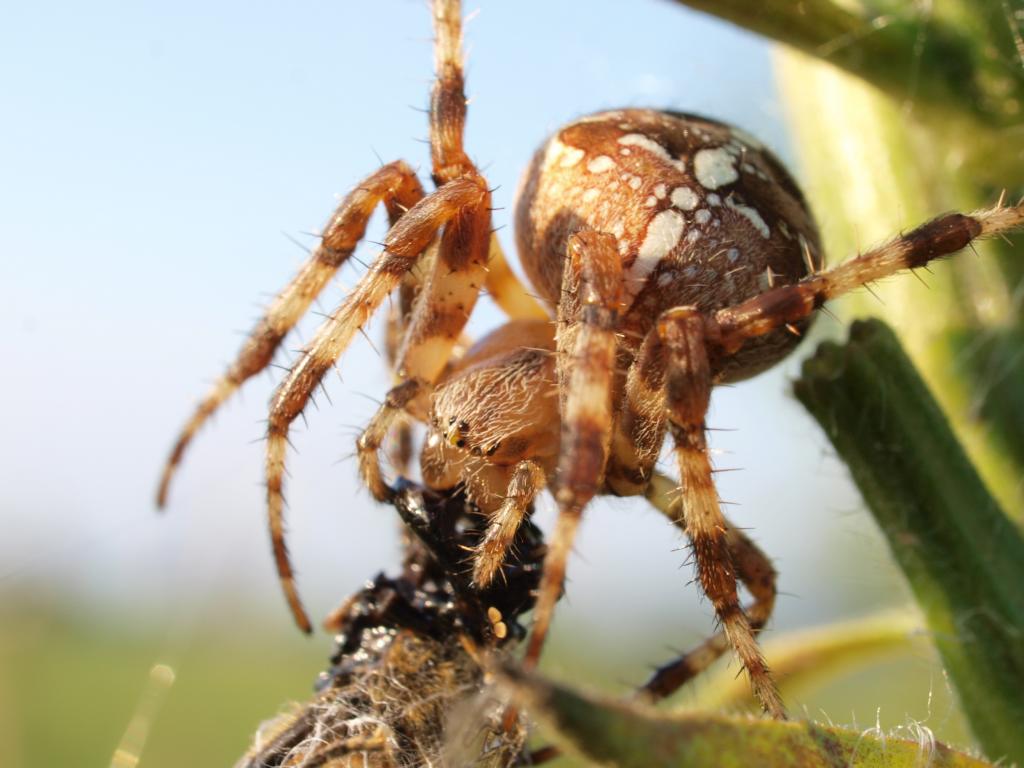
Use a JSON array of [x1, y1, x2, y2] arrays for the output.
[[0, 1, 994, 765]]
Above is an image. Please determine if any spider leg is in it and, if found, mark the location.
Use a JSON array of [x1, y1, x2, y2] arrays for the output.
[[357, 379, 427, 502], [604, 323, 670, 499], [156, 160, 425, 508], [472, 459, 547, 588], [266, 176, 491, 632], [521, 474, 778, 768], [710, 202, 1024, 355], [524, 231, 624, 668], [383, 265, 424, 477], [430, 0, 473, 185], [486, 234, 549, 321], [658, 307, 785, 718], [638, 471, 777, 702]]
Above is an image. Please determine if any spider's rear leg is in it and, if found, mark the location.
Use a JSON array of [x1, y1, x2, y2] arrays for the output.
[[639, 471, 777, 703], [524, 231, 624, 668], [659, 307, 785, 718], [266, 174, 492, 632], [156, 161, 424, 508], [709, 203, 1024, 355]]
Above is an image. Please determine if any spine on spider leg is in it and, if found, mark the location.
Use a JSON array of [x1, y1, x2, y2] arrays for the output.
[[795, 320, 1024, 763]]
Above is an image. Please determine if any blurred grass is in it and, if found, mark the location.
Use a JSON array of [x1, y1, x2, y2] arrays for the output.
[[0, 596, 323, 768], [1, 596, 977, 767]]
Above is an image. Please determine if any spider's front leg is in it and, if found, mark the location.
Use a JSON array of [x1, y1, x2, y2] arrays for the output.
[[266, 175, 491, 631], [156, 161, 425, 507], [658, 307, 785, 718], [524, 231, 624, 668]]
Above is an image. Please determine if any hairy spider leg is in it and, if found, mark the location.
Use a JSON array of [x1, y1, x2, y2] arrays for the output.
[[267, 177, 491, 632], [429, 0, 471, 187], [639, 471, 777, 703], [522, 201, 1024, 714], [523, 232, 624, 664], [267, 0, 509, 632], [709, 205, 1024, 354], [658, 308, 785, 716], [156, 162, 425, 508], [472, 459, 547, 588]]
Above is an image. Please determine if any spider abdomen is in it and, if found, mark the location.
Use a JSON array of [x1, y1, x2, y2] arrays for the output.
[[514, 108, 822, 379]]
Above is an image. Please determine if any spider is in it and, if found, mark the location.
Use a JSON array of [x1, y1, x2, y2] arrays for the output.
[[159, 0, 1024, 719]]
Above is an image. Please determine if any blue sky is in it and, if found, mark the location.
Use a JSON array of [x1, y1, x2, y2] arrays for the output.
[[1, 1, 892, 647]]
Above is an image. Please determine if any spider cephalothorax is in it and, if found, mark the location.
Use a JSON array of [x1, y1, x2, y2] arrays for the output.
[[159, 0, 1024, 720]]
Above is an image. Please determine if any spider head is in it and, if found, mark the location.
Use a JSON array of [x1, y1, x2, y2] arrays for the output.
[[423, 320, 560, 473]]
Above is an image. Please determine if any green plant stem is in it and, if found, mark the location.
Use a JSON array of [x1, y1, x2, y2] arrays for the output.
[[665, 0, 1024, 133], [794, 320, 1024, 763], [500, 663, 994, 768], [774, 45, 1024, 521], [693, 612, 922, 711]]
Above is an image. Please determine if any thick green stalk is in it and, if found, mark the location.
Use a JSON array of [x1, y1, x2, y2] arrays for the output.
[[794, 320, 1024, 762], [500, 663, 994, 768], [773, 45, 1024, 521], [665, 0, 1024, 134]]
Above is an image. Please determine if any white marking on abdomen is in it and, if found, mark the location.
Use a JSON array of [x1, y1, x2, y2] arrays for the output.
[[559, 146, 585, 167], [626, 209, 685, 296], [694, 147, 738, 189], [618, 133, 685, 171], [670, 186, 699, 210], [726, 197, 770, 238]]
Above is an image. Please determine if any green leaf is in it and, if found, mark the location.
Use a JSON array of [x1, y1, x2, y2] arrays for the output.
[[499, 662, 994, 767], [692, 611, 923, 711], [794, 319, 1024, 762], [665, 0, 1024, 136]]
